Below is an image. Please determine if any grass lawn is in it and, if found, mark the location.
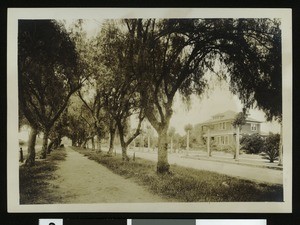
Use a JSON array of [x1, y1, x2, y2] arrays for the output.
[[72, 147, 283, 202], [19, 148, 67, 204]]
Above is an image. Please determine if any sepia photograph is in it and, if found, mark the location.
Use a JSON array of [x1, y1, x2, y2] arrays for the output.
[[7, 8, 292, 213]]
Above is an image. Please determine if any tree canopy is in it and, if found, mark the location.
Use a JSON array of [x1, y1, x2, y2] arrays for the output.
[[18, 20, 84, 162]]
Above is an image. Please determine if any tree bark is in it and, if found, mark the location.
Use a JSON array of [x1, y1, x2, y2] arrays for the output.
[[97, 136, 102, 152], [47, 139, 54, 154], [71, 138, 76, 146], [81, 139, 88, 148], [40, 129, 49, 159], [117, 122, 130, 161], [91, 136, 95, 150], [25, 126, 38, 166], [157, 126, 170, 174], [108, 128, 116, 156], [144, 102, 172, 174]]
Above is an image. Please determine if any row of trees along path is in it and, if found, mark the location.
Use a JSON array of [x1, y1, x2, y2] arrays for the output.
[[19, 19, 282, 175]]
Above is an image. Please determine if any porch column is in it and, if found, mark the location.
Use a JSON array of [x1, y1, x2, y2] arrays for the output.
[[235, 126, 240, 161], [207, 127, 211, 157]]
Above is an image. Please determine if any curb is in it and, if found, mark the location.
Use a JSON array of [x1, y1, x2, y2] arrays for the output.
[[181, 155, 283, 171]]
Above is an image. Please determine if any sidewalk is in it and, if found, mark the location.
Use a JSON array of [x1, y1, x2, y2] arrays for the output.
[[181, 152, 283, 171]]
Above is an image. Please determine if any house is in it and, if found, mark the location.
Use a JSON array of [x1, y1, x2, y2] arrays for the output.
[[199, 110, 262, 148]]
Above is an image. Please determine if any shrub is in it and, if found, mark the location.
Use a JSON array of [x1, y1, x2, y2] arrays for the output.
[[19, 139, 26, 146], [263, 133, 280, 163], [240, 133, 264, 154]]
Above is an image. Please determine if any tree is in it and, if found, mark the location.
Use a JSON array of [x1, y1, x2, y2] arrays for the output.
[[65, 108, 90, 147], [232, 111, 247, 159], [232, 111, 247, 129], [47, 110, 69, 153], [95, 21, 144, 160], [240, 133, 264, 154], [263, 133, 280, 163], [108, 18, 281, 173], [78, 88, 107, 150], [18, 20, 84, 165], [124, 19, 208, 173]]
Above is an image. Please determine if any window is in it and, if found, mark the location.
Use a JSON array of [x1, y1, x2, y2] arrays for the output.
[[251, 123, 257, 131], [216, 136, 229, 145], [219, 122, 226, 130], [217, 136, 221, 144], [225, 136, 228, 145]]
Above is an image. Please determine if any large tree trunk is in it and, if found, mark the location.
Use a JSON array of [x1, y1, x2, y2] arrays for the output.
[[47, 139, 55, 154], [145, 102, 173, 174], [157, 126, 170, 174], [91, 136, 95, 150], [40, 129, 49, 159], [71, 137, 76, 146], [108, 128, 116, 156], [121, 144, 130, 161], [97, 135, 102, 152], [117, 122, 130, 161], [25, 126, 38, 166], [81, 139, 88, 148]]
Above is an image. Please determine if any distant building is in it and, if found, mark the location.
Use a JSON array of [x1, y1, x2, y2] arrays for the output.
[[199, 110, 262, 147]]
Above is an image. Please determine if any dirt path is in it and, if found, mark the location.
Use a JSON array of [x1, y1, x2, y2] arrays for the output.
[[49, 147, 166, 203]]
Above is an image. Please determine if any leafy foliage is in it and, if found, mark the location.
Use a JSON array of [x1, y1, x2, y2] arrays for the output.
[[184, 124, 193, 132], [232, 111, 247, 128], [18, 20, 82, 130], [240, 133, 264, 154], [263, 133, 280, 163]]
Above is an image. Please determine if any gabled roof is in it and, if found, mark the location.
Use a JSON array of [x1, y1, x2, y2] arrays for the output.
[[200, 110, 262, 125]]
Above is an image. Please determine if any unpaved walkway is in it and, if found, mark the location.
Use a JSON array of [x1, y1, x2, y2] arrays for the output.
[[49, 147, 166, 203]]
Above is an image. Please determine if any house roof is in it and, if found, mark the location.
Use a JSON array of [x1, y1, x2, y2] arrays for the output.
[[200, 110, 262, 125]]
